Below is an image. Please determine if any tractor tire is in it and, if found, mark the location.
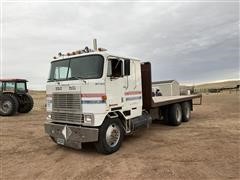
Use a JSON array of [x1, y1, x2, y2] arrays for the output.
[[95, 118, 124, 154], [0, 93, 19, 116], [181, 101, 191, 122], [168, 103, 182, 126], [18, 94, 34, 113]]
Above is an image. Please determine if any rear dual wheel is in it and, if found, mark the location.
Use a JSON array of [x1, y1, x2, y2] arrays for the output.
[[181, 102, 191, 122], [168, 103, 183, 126], [166, 102, 191, 126]]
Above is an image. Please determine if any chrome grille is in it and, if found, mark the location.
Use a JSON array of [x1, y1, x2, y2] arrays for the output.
[[52, 93, 81, 112], [51, 112, 84, 124]]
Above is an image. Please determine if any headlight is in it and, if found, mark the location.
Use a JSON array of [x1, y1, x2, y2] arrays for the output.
[[83, 114, 94, 124]]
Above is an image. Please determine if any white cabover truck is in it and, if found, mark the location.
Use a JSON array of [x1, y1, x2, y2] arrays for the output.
[[44, 43, 202, 154]]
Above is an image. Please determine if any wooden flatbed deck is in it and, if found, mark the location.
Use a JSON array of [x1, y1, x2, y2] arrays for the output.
[[152, 94, 202, 107]]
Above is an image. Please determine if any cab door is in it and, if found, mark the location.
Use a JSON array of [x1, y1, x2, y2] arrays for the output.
[[106, 57, 124, 108]]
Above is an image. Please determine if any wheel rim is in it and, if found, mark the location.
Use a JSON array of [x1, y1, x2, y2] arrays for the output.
[[176, 107, 182, 122], [0, 100, 12, 113], [106, 123, 121, 147]]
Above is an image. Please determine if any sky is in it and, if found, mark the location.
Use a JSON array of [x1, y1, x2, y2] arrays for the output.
[[1, 1, 239, 90]]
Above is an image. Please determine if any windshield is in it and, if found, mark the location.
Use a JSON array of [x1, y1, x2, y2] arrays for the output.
[[16, 82, 26, 92], [5, 82, 15, 91], [48, 55, 104, 81]]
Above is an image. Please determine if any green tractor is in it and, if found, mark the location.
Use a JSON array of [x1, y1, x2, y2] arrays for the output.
[[0, 79, 34, 116]]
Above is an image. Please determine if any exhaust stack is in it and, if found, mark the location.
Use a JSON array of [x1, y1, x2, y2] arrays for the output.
[[93, 39, 97, 51]]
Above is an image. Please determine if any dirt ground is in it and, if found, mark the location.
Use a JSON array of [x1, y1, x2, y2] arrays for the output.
[[0, 92, 239, 180]]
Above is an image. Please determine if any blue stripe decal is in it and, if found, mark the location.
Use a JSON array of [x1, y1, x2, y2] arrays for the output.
[[126, 96, 142, 101], [81, 100, 106, 104]]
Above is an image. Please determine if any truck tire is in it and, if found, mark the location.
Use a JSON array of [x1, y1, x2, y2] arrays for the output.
[[168, 103, 182, 126], [18, 94, 34, 113], [95, 118, 124, 154], [181, 102, 191, 122], [162, 108, 169, 124], [0, 94, 19, 116]]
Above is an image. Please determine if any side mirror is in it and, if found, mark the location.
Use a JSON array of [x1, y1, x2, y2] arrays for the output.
[[107, 60, 112, 77], [124, 59, 130, 76]]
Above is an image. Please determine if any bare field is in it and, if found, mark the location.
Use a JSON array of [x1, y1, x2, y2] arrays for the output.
[[0, 92, 239, 180]]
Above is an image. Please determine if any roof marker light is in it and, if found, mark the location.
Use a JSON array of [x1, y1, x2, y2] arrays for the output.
[[98, 47, 107, 51], [84, 46, 89, 53]]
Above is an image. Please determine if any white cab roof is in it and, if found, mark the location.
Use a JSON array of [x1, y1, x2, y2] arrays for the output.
[[51, 51, 141, 62]]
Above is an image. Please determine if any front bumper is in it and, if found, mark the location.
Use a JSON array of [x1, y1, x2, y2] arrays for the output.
[[44, 122, 99, 149]]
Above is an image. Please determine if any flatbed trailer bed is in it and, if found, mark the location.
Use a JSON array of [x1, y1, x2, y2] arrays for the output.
[[152, 94, 202, 107]]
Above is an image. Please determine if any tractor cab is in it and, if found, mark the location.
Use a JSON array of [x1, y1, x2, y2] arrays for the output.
[[0, 79, 28, 94]]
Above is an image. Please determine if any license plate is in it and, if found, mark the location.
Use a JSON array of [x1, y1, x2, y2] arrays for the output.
[[56, 138, 64, 145]]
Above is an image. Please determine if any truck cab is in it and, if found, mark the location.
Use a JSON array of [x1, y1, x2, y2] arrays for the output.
[[45, 49, 149, 154]]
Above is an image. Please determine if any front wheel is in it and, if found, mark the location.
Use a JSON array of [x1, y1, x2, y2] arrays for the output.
[[95, 118, 124, 154]]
